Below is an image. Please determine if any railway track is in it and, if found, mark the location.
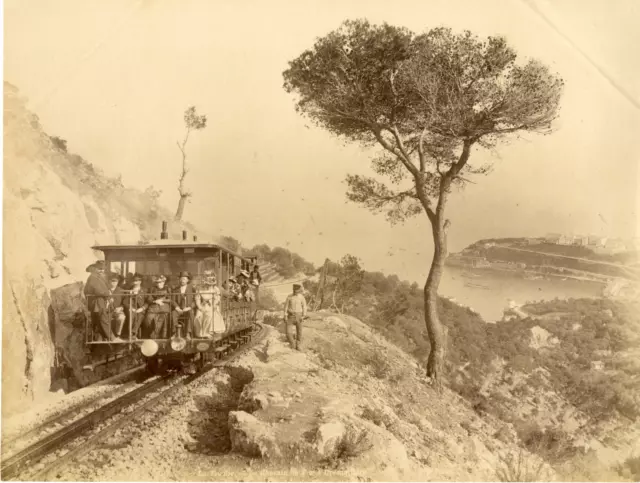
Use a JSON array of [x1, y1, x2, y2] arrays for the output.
[[1, 323, 265, 481], [1, 366, 148, 461]]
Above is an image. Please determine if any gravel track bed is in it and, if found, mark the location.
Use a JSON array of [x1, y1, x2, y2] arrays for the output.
[[13, 374, 185, 481], [43, 367, 246, 481], [2, 372, 154, 461], [2, 365, 145, 443]]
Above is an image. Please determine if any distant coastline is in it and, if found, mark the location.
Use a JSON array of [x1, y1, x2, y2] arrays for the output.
[[445, 258, 609, 284], [446, 236, 639, 282], [445, 237, 640, 303]]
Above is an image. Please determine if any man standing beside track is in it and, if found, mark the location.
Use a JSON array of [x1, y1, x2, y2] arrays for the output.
[[283, 283, 307, 351]]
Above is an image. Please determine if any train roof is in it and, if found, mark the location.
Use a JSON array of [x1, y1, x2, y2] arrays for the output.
[[92, 240, 247, 260]]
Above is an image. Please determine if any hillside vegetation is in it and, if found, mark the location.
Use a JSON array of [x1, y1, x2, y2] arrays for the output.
[[303, 254, 640, 479]]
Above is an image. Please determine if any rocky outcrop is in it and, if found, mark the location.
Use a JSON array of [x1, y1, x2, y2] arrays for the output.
[[2, 83, 202, 417], [218, 316, 545, 481]]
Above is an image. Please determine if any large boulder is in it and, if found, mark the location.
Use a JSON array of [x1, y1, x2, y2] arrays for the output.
[[228, 411, 281, 458], [315, 420, 346, 457]]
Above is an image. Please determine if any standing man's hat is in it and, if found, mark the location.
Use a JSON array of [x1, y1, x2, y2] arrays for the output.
[[293, 284, 302, 291], [133, 272, 144, 281], [86, 260, 105, 273], [108, 272, 120, 282], [178, 271, 192, 279]]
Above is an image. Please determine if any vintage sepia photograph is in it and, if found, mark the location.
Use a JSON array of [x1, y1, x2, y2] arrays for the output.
[[2, 0, 639, 481]]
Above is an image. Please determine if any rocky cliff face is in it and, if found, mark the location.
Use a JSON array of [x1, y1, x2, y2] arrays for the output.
[[2, 83, 199, 417]]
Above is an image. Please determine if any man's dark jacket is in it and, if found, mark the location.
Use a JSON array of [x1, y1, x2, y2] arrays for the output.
[[171, 285, 196, 311], [84, 273, 110, 312]]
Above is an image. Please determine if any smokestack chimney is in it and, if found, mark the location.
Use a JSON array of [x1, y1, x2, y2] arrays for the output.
[[193, 235, 198, 242], [161, 221, 168, 240], [182, 230, 188, 241]]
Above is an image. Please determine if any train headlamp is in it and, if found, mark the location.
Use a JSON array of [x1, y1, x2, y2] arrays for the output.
[[141, 339, 159, 357], [170, 336, 187, 352]]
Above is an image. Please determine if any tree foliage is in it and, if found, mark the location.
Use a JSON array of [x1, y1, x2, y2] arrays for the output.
[[220, 235, 242, 253], [333, 254, 365, 310], [249, 243, 316, 278], [284, 20, 563, 223]]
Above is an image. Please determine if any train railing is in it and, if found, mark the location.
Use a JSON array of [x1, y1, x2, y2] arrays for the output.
[[85, 288, 257, 343]]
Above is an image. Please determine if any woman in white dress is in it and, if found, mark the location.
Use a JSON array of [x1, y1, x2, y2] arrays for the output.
[[194, 271, 226, 337]]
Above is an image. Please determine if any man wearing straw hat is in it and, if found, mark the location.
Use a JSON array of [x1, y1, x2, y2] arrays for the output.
[[283, 283, 307, 351]]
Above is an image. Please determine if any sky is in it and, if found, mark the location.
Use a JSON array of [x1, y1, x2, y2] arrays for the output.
[[4, 0, 640, 283]]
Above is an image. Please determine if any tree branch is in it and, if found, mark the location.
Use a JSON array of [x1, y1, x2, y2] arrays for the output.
[[417, 128, 428, 173], [447, 139, 474, 178], [413, 175, 437, 223], [176, 128, 192, 197]]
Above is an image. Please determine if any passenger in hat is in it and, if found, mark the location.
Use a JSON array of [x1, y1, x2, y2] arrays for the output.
[[239, 277, 254, 302], [83, 260, 116, 341], [243, 280, 256, 302], [224, 276, 241, 301], [142, 274, 171, 339], [107, 273, 126, 341], [171, 271, 196, 338], [283, 283, 307, 351], [250, 265, 262, 286], [122, 272, 135, 290], [194, 270, 226, 338], [122, 273, 147, 339]]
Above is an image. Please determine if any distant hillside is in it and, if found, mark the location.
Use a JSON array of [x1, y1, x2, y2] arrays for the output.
[[448, 237, 640, 282], [469, 237, 640, 266]]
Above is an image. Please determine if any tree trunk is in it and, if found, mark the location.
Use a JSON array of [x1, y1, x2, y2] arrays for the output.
[[424, 216, 447, 384], [174, 194, 188, 221]]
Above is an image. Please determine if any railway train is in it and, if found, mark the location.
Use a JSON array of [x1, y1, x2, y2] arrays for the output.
[[84, 222, 259, 374]]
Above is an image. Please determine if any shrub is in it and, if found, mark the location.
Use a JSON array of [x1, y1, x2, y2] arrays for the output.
[[364, 350, 392, 379], [257, 288, 281, 311], [617, 455, 640, 481], [495, 448, 549, 482], [262, 314, 282, 327], [360, 407, 390, 427]]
